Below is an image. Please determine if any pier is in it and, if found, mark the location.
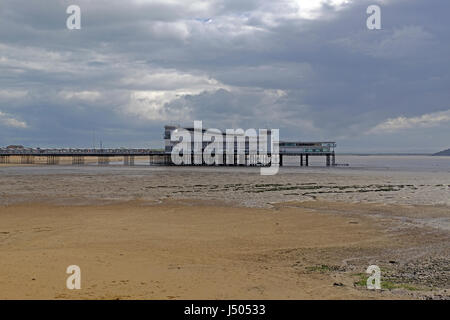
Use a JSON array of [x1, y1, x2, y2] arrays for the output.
[[1, 126, 337, 167], [0, 148, 336, 167]]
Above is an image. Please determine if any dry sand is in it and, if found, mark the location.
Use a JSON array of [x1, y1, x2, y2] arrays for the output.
[[0, 200, 448, 300]]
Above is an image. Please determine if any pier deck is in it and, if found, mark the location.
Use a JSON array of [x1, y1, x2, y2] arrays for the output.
[[0, 148, 336, 167]]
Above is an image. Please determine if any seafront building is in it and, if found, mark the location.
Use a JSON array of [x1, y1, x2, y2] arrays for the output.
[[164, 125, 336, 166]]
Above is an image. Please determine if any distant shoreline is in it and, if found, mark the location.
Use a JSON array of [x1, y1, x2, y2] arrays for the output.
[[337, 153, 448, 156]]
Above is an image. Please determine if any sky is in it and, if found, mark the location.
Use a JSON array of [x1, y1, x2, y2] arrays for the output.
[[0, 0, 449, 153]]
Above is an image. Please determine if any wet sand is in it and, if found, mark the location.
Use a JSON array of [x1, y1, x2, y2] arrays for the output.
[[0, 166, 449, 299]]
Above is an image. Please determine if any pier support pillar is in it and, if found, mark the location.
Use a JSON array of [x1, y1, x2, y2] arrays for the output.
[[332, 153, 336, 166], [231, 154, 236, 165], [47, 156, 59, 165], [98, 156, 110, 165], [326, 154, 331, 167], [300, 155, 303, 167], [20, 155, 34, 164], [280, 154, 283, 167], [124, 155, 134, 166], [0, 155, 10, 164], [164, 155, 171, 165], [260, 154, 269, 166], [72, 156, 84, 165], [247, 154, 255, 166], [305, 155, 309, 167]]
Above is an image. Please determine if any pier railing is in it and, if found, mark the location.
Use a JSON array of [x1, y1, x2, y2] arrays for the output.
[[0, 148, 164, 156]]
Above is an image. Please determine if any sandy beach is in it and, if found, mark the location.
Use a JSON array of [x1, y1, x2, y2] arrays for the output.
[[0, 163, 449, 299]]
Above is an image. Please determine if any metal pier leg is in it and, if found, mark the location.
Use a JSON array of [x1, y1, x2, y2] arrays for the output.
[[98, 156, 109, 165], [0, 155, 10, 164], [332, 153, 336, 166], [124, 155, 134, 166], [280, 154, 283, 167], [326, 154, 331, 167], [300, 155, 303, 167], [250, 154, 254, 166], [21, 155, 33, 164], [72, 156, 84, 165], [47, 156, 59, 165], [305, 155, 309, 167], [199, 153, 204, 165]]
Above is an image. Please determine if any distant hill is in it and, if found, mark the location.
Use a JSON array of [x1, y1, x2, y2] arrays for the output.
[[433, 149, 450, 156]]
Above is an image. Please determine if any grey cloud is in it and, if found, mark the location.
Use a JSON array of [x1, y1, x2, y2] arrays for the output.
[[0, 0, 449, 152]]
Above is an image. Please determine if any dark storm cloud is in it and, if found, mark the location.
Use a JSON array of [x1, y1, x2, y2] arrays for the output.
[[0, 0, 449, 152]]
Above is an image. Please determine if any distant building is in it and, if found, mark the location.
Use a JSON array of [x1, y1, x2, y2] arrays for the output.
[[279, 141, 336, 154], [164, 125, 335, 155], [6, 145, 25, 150], [164, 124, 273, 155]]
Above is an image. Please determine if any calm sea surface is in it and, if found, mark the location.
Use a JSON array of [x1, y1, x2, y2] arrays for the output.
[[1, 155, 449, 175]]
